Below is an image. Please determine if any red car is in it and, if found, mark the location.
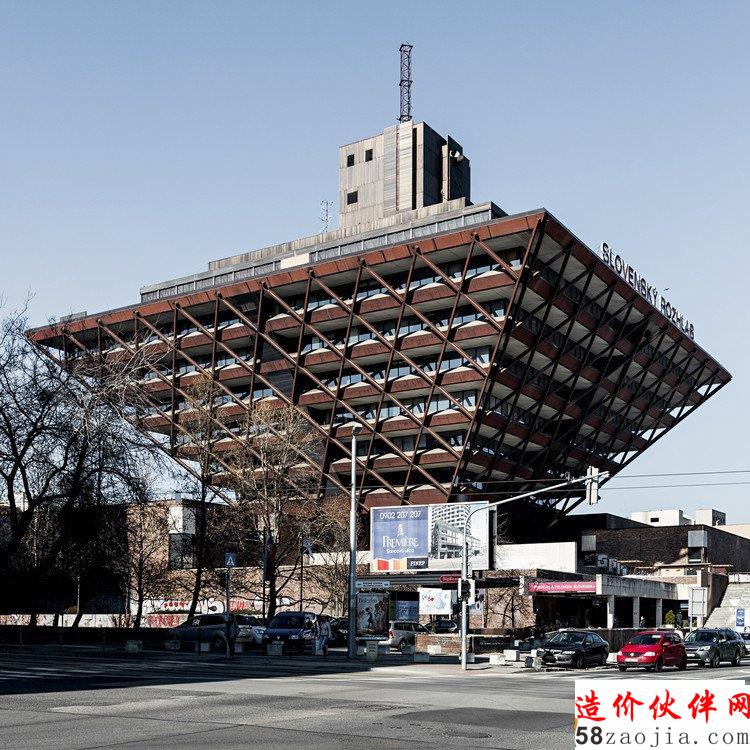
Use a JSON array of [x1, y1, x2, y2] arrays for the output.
[[617, 631, 687, 672]]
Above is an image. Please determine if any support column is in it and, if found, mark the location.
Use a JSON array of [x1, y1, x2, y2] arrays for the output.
[[655, 598, 663, 628], [632, 597, 641, 629], [606, 595, 615, 629]]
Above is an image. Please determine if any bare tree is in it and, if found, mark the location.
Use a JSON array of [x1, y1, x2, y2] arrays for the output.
[[301, 498, 355, 617], [0, 306, 166, 598], [106, 480, 170, 628], [224, 401, 320, 620], [180, 373, 224, 622]]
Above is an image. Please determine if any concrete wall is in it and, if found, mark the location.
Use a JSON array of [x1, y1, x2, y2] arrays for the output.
[[589, 524, 750, 570], [630, 509, 690, 526], [496, 542, 577, 573]]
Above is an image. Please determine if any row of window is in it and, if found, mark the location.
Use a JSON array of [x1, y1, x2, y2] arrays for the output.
[[287, 252, 520, 313], [315, 389, 478, 427], [346, 149, 373, 168], [354, 430, 466, 457]]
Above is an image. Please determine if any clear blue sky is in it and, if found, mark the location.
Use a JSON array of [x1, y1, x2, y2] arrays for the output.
[[2, 1, 748, 518]]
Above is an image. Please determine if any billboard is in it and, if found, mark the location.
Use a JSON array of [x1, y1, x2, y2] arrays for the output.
[[356, 592, 389, 638], [419, 588, 454, 615], [370, 501, 489, 573]]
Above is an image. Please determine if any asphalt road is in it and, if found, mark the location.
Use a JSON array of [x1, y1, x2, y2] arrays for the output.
[[1, 651, 750, 749]]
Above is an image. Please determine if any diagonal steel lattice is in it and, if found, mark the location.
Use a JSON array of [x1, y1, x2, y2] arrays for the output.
[[29, 212, 731, 522]]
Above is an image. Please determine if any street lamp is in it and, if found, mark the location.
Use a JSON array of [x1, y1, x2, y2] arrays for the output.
[[459, 470, 608, 670], [347, 423, 362, 659]]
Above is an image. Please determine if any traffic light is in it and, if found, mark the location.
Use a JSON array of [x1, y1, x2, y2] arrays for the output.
[[458, 578, 476, 602], [585, 466, 601, 505]]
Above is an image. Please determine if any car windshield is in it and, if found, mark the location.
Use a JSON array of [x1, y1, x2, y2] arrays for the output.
[[548, 631, 585, 644], [629, 634, 662, 645], [270, 614, 304, 629], [685, 631, 718, 644]]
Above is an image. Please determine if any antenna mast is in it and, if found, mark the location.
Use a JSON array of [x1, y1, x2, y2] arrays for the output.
[[399, 43, 413, 122], [319, 200, 333, 232]]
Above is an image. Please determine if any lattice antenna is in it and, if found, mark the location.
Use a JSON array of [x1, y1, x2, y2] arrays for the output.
[[399, 43, 413, 122], [319, 200, 334, 232]]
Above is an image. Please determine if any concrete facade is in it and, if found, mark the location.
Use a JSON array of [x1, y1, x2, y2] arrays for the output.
[[339, 121, 471, 231]]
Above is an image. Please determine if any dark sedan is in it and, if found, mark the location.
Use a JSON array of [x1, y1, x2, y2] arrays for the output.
[[429, 619, 459, 634], [539, 630, 609, 669], [261, 611, 316, 654]]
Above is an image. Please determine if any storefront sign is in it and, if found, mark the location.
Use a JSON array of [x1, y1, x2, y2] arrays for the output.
[[528, 580, 597, 594], [370, 501, 489, 573], [600, 242, 695, 339], [356, 579, 391, 590]]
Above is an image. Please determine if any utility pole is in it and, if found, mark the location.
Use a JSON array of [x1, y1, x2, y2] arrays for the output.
[[224, 552, 236, 660], [225, 568, 231, 659], [347, 424, 362, 659], [459, 471, 608, 670]]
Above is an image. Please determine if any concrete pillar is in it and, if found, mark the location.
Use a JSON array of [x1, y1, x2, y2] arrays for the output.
[[632, 597, 641, 629], [655, 599, 663, 627], [606, 596, 615, 629]]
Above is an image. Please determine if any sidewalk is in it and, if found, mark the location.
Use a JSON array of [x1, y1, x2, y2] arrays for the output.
[[0, 641, 538, 677]]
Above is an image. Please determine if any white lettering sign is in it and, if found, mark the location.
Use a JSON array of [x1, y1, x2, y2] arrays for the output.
[[600, 243, 695, 339]]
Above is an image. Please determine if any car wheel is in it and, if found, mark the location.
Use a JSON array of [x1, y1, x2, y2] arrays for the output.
[[598, 654, 607, 667], [618, 665, 627, 672], [678, 656, 687, 671], [732, 650, 741, 666], [397, 639, 406, 651], [573, 654, 584, 669], [654, 657, 663, 673], [211, 635, 226, 653], [711, 652, 721, 668]]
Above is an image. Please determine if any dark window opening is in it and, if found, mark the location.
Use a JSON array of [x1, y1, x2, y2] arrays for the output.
[[346, 191, 358, 205], [346, 154, 355, 167], [169, 533, 195, 570], [365, 148, 373, 162]]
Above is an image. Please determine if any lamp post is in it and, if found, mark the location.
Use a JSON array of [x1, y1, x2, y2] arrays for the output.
[[347, 423, 362, 659], [459, 470, 608, 670]]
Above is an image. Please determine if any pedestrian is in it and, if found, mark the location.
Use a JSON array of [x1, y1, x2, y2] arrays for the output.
[[319, 616, 332, 658], [226, 613, 239, 658], [639, 615, 646, 628]]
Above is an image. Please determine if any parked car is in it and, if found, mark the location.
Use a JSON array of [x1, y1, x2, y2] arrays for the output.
[[328, 617, 348, 646], [261, 611, 316, 654], [385, 620, 430, 650], [169, 613, 249, 652], [539, 630, 609, 669], [428, 619, 459, 635], [234, 613, 266, 648], [617, 631, 687, 672], [684, 628, 744, 667], [740, 632, 750, 656]]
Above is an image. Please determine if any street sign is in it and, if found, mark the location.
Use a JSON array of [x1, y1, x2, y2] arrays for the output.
[[737, 608, 745, 628], [224, 552, 237, 568], [439, 574, 460, 584]]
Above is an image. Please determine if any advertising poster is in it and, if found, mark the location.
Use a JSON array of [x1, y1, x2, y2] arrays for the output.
[[394, 600, 419, 621], [356, 592, 389, 638], [419, 588, 454, 616], [370, 501, 489, 573]]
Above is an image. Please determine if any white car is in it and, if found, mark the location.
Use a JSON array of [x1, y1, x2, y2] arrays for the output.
[[385, 620, 430, 650], [235, 614, 266, 647]]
